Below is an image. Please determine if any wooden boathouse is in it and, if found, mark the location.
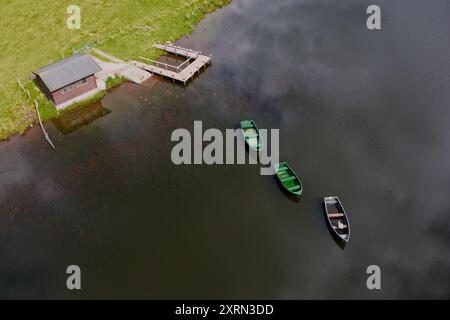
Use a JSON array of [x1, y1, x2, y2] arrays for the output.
[[33, 54, 102, 107]]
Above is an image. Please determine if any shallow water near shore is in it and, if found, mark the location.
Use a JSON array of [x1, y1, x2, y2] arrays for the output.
[[1, 0, 450, 299]]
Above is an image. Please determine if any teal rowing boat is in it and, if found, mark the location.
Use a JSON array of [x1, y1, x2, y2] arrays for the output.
[[274, 162, 303, 198], [240, 120, 263, 152]]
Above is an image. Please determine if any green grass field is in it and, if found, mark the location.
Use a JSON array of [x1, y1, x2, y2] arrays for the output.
[[0, 0, 229, 140]]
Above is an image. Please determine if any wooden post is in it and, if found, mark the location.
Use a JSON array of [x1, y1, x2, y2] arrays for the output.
[[34, 100, 56, 149]]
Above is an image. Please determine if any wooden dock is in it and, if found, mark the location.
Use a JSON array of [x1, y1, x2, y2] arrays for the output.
[[132, 43, 211, 85]]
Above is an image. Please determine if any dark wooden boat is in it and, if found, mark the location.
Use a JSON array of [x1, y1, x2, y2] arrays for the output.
[[274, 162, 303, 199], [323, 196, 350, 246], [240, 120, 263, 152]]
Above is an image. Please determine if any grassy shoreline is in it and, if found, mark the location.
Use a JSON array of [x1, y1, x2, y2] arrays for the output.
[[0, 0, 230, 140]]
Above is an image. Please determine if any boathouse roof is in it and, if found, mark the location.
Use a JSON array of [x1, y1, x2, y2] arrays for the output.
[[34, 54, 101, 92]]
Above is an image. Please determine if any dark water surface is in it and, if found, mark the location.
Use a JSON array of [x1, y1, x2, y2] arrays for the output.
[[1, 0, 450, 299]]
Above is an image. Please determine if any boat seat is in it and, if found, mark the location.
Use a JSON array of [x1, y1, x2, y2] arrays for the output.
[[276, 166, 289, 172], [281, 176, 296, 183], [328, 213, 344, 219], [288, 185, 301, 191], [333, 224, 348, 230], [246, 133, 259, 138]]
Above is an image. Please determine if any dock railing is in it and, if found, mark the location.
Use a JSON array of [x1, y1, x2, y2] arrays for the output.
[[176, 56, 194, 70], [137, 56, 193, 73], [138, 57, 179, 72]]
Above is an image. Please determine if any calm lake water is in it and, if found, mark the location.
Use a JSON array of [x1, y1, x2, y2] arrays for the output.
[[1, 0, 450, 299]]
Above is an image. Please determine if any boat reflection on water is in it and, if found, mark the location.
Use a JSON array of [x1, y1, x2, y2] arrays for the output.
[[52, 101, 111, 134]]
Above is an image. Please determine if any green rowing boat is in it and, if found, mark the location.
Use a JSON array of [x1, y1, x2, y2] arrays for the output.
[[240, 120, 263, 152], [274, 162, 303, 198]]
